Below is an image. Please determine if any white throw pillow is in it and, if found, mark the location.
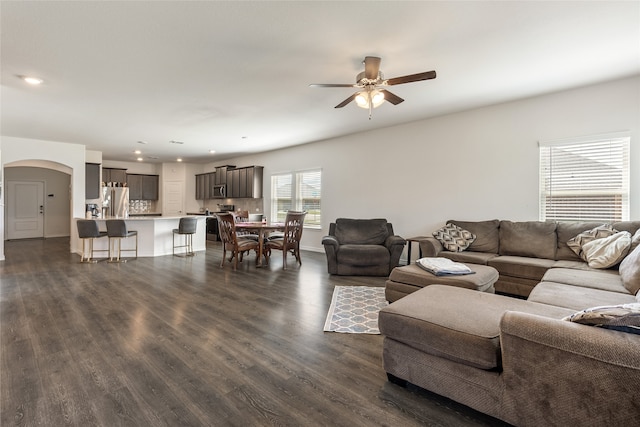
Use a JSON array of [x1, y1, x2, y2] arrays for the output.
[[567, 224, 617, 261], [432, 223, 476, 252], [581, 231, 631, 269]]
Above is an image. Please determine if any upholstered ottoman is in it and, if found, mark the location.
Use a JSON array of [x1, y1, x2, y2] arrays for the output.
[[378, 285, 575, 420], [385, 263, 498, 302]]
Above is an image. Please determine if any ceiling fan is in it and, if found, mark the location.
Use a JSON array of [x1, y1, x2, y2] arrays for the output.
[[310, 56, 436, 119]]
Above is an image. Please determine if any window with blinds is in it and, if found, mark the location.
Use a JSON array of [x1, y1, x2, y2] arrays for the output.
[[539, 134, 630, 222], [271, 169, 322, 227]]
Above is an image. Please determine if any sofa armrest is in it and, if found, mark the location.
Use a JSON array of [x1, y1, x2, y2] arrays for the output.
[[322, 235, 340, 274], [499, 311, 640, 426], [418, 237, 443, 257], [385, 235, 406, 249], [386, 235, 406, 271], [321, 235, 339, 248]]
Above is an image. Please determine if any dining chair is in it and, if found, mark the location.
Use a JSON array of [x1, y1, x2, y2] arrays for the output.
[[265, 211, 307, 270], [172, 217, 198, 256], [77, 219, 108, 262], [216, 212, 260, 270], [106, 219, 138, 262]]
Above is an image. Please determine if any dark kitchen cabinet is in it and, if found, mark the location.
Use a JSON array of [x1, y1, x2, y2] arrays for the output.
[[103, 167, 127, 184], [225, 166, 263, 198], [127, 174, 159, 200], [142, 175, 159, 200], [127, 174, 143, 199], [195, 173, 207, 200], [215, 166, 232, 184], [195, 165, 262, 199], [85, 163, 101, 199]]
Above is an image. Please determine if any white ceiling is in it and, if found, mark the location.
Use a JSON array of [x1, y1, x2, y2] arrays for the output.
[[2, 1, 639, 163]]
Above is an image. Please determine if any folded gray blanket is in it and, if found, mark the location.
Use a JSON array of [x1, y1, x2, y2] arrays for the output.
[[416, 257, 475, 276]]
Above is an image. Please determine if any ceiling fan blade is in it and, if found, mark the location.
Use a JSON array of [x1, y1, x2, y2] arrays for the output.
[[386, 70, 437, 86], [364, 56, 381, 80], [334, 93, 357, 108], [380, 89, 404, 105], [309, 83, 358, 88]]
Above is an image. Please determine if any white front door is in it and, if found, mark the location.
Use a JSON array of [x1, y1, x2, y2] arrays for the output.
[[163, 181, 184, 216], [7, 181, 45, 240]]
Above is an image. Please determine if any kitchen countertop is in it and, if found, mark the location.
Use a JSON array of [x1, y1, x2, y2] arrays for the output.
[[84, 215, 203, 221]]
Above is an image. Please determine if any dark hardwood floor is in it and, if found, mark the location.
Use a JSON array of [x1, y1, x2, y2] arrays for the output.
[[1, 238, 506, 426]]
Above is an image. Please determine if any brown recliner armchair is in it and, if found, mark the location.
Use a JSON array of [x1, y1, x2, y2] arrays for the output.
[[322, 218, 406, 276]]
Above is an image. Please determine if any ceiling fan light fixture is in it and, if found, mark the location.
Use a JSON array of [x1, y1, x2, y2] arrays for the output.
[[355, 93, 368, 108], [355, 89, 385, 109]]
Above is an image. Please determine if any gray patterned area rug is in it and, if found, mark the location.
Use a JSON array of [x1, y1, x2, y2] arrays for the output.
[[323, 286, 388, 334]]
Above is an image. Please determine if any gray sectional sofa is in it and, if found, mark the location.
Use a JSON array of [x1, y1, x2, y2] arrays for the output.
[[379, 220, 640, 426], [418, 219, 640, 297]]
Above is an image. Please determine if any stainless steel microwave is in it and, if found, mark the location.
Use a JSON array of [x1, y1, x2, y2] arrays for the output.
[[212, 184, 226, 198]]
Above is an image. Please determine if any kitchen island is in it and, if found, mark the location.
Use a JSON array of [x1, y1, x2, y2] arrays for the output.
[[75, 216, 207, 258]]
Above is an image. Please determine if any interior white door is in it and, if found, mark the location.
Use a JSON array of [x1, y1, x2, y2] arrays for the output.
[[163, 181, 184, 216], [7, 181, 44, 239]]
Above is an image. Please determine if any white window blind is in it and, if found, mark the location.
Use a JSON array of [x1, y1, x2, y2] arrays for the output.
[[271, 169, 322, 227], [539, 134, 630, 222], [271, 174, 293, 223], [296, 170, 321, 227]]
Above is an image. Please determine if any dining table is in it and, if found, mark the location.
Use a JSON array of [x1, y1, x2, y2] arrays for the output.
[[235, 221, 286, 267]]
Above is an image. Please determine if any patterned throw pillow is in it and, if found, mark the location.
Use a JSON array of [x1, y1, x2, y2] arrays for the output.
[[432, 223, 476, 252], [564, 303, 640, 335], [567, 224, 617, 261]]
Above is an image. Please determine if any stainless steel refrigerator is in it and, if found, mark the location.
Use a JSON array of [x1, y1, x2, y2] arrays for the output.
[[102, 187, 129, 218]]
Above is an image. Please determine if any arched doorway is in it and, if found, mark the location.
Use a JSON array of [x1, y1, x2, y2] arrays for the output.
[[4, 161, 72, 240]]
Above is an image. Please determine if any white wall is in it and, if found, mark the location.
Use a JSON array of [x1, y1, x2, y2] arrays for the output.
[[211, 76, 640, 253]]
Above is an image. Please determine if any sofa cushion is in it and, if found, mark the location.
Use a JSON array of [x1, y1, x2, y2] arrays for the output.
[[337, 244, 389, 266], [488, 255, 557, 281], [528, 281, 637, 311], [379, 285, 574, 370], [556, 221, 608, 261], [448, 219, 500, 254], [334, 218, 388, 245], [437, 250, 498, 265], [542, 267, 628, 294], [581, 231, 631, 268], [611, 220, 640, 235], [564, 302, 640, 335], [619, 243, 640, 295], [499, 221, 557, 259], [566, 224, 617, 261], [432, 223, 476, 252]]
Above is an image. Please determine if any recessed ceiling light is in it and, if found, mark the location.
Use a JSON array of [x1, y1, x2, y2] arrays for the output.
[[177, 158, 183, 162], [134, 150, 141, 154], [137, 157, 143, 161], [21, 76, 43, 85], [209, 150, 216, 154]]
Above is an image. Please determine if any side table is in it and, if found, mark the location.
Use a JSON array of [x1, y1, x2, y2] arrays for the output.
[[406, 236, 430, 265]]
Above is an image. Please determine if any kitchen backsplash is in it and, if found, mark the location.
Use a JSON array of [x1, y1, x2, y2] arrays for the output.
[[203, 198, 264, 215], [130, 200, 156, 214]]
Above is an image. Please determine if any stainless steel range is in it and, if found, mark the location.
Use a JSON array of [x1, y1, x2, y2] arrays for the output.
[[206, 204, 235, 241]]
